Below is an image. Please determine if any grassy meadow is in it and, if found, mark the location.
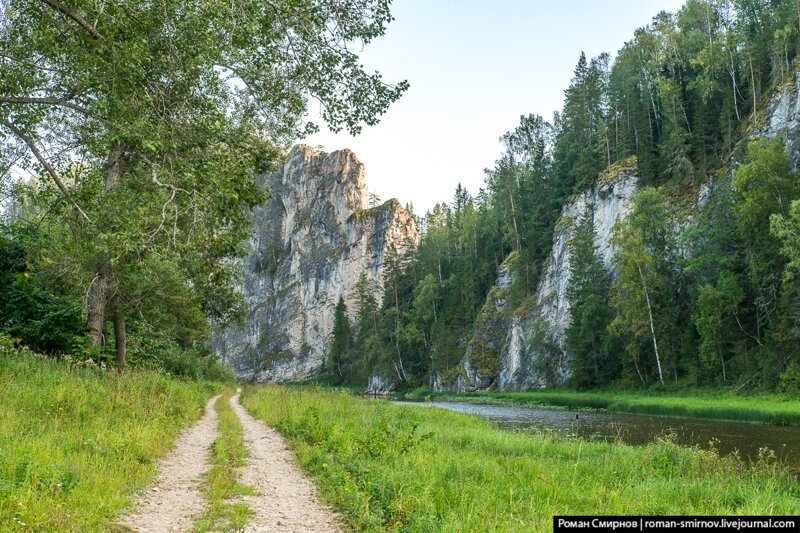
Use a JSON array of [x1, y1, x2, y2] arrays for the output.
[[243, 385, 800, 532], [404, 388, 800, 426], [0, 346, 221, 531]]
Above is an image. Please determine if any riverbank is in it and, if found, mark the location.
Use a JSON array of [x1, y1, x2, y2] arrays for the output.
[[403, 387, 800, 426], [242, 385, 800, 531]]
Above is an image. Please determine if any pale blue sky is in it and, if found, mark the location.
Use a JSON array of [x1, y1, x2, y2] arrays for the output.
[[303, 0, 687, 214]]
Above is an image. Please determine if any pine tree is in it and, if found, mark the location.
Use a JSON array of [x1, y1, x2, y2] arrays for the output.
[[329, 296, 352, 382]]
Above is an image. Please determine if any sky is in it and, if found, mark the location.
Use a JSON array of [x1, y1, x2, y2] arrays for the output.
[[302, 0, 687, 215]]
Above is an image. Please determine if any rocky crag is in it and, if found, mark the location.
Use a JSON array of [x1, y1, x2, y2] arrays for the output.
[[215, 145, 418, 382], [446, 164, 638, 392], [446, 70, 800, 392]]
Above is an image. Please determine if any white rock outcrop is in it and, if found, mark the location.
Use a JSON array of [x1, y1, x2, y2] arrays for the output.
[[214, 145, 418, 382], [760, 71, 800, 170], [453, 169, 638, 391]]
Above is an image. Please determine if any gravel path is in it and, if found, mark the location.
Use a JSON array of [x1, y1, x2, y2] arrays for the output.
[[230, 394, 342, 532], [117, 392, 341, 532], [120, 395, 221, 532]]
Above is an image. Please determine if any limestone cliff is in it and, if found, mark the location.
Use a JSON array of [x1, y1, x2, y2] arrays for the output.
[[758, 70, 800, 170], [215, 145, 418, 382], [446, 165, 638, 392]]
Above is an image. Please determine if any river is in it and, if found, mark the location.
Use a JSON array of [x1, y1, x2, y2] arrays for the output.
[[395, 400, 800, 465]]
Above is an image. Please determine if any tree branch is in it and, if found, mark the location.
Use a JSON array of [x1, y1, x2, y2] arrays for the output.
[[0, 118, 93, 224], [0, 96, 107, 123], [37, 0, 102, 40]]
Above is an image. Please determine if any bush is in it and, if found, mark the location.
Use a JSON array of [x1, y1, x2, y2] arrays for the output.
[[779, 363, 800, 396], [0, 272, 87, 354], [0, 225, 87, 355], [160, 346, 235, 382]]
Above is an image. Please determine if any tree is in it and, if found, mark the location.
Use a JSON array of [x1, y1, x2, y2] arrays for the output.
[[354, 272, 378, 337], [552, 52, 610, 197], [329, 296, 352, 381], [693, 271, 744, 382], [565, 212, 614, 387], [772, 199, 800, 282], [733, 137, 798, 346], [0, 0, 407, 368], [350, 271, 378, 379], [0, 223, 85, 353], [610, 223, 665, 385]]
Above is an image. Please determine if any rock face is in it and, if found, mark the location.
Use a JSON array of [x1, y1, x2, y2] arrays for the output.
[[215, 145, 418, 382], [451, 167, 639, 391], [531, 168, 639, 353], [754, 72, 800, 170], [760, 70, 800, 170], [449, 256, 517, 392]]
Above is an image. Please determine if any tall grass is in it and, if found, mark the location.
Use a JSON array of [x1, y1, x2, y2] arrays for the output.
[[243, 385, 800, 532], [411, 389, 800, 426], [0, 347, 219, 531]]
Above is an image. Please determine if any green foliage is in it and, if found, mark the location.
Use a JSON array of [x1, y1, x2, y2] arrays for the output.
[[243, 386, 800, 531], [693, 271, 745, 382], [772, 199, 800, 281], [609, 189, 672, 386], [1, 0, 407, 368], [734, 138, 796, 250], [0, 225, 87, 354], [0, 346, 219, 530], [327, 2, 800, 392], [565, 213, 616, 387], [779, 363, 800, 395], [552, 52, 611, 196]]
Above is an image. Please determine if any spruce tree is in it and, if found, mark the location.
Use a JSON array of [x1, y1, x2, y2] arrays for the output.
[[565, 212, 614, 387], [329, 296, 352, 382]]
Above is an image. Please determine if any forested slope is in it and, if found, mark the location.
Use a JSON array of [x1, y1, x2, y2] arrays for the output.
[[327, 0, 800, 393]]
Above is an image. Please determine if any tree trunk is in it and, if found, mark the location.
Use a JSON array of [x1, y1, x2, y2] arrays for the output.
[[637, 262, 664, 385], [113, 306, 126, 370], [745, 43, 757, 114], [394, 326, 407, 382], [508, 189, 521, 252], [88, 144, 125, 351], [87, 269, 108, 346], [633, 355, 646, 386]]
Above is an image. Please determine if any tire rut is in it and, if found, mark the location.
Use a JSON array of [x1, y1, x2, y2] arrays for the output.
[[119, 394, 221, 532], [230, 394, 342, 532]]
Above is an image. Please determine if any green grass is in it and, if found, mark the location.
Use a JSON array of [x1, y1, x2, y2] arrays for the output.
[[193, 393, 254, 532], [0, 346, 220, 531], [243, 385, 800, 532], [404, 387, 800, 426]]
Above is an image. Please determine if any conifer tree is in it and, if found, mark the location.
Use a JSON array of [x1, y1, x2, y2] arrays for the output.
[[329, 296, 352, 382], [565, 213, 614, 387]]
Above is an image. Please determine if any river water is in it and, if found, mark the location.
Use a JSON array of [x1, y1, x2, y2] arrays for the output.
[[395, 401, 800, 466]]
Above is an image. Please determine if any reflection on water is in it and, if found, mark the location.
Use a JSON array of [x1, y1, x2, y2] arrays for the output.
[[395, 401, 800, 465]]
